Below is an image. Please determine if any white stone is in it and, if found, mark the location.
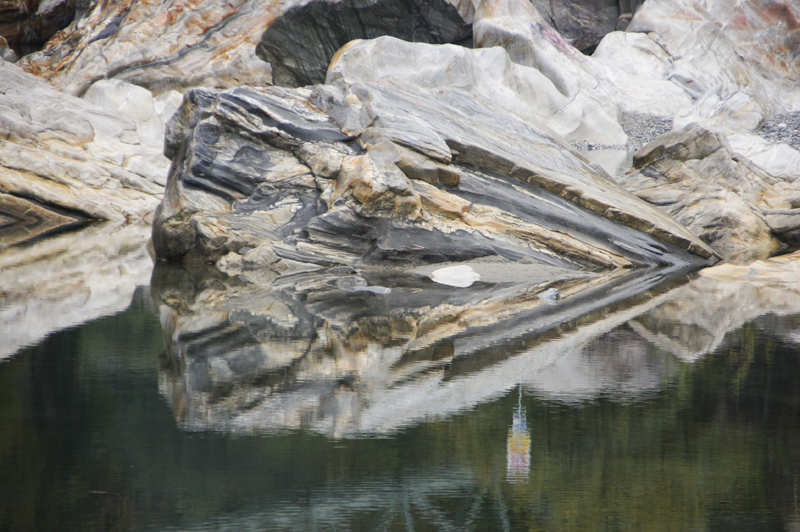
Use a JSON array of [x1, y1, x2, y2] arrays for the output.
[[429, 265, 481, 288]]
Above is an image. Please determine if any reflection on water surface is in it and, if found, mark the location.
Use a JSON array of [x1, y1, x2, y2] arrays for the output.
[[2, 250, 800, 530]]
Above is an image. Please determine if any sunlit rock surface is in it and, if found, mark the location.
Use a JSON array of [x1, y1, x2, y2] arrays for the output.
[[0, 222, 153, 362], [151, 257, 695, 437], [618, 124, 800, 262], [151, 62, 715, 275], [0, 61, 167, 245]]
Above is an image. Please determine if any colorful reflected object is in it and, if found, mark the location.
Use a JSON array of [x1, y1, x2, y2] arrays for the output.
[[507, 384, 531, 482]]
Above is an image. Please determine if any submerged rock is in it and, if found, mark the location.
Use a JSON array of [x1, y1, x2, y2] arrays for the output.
[[151, 43, 715, 277], [618, 123, 800, 262]]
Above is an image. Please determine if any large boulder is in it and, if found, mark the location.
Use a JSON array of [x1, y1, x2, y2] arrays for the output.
[[617, 124, 800, 262], [257, 0, 471, 87], [151, 38, 716, 279], [0, 61, 168, 247]]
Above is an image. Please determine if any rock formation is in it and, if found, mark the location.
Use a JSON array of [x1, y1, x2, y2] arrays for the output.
[[0, 0, 76, 52], [618, 124, 800, 262], [151, 41, 716, 279], [0, 61, 168, 247]]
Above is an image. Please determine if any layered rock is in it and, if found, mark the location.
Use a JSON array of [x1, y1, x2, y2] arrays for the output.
[[17, 0, 471, 97], [0, 61, 168, 247], [0, 0, 75, 51], [618, 124, 800, 262], [152, 41, 717, 278]]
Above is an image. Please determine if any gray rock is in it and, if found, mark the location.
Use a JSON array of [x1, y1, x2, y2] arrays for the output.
[[152, 46, 716, 277], [538, 287, 561, 305], [257, 0, 471, 87]]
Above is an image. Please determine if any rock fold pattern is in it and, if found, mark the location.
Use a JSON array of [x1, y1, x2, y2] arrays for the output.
[[152, 62, 715, 277]]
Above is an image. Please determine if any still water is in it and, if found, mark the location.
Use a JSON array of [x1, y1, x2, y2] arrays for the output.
[[3, 255, 800, 531]]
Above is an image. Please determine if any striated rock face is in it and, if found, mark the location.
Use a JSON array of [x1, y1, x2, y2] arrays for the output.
[[326, 37, 625, 145], [151, 40, 716, 278], [628, 0, 800, 132], [0, 61, 168, 247], [257, 0, 471, 87], [618, 124, 800, 263], [17, 0, 274, 96], [16, 0, 470, 97]]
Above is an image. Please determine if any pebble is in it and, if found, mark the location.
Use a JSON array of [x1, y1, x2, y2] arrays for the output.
[[571, 112, 673, 152], [757, 111, 800, 150]]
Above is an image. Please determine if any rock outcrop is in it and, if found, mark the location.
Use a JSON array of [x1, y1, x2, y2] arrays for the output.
[[16, 0, 471, 97], [0, 61, 168, 247], [151, 38, 716, 279], [0, 0, 75, 51], [257, 0, 471, 87], [618, 124, 800, 262]]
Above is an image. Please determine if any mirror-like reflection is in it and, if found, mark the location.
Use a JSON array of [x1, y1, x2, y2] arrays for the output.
[[0, 222, 153, 361], [151, 261, 696, 437], [5, 244, 800, 530]]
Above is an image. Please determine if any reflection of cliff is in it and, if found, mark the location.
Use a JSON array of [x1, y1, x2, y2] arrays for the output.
[[152, 259, 699, 437], [0, 222, 154, 361]]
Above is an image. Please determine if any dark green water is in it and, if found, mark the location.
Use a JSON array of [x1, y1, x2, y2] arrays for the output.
[[3, 286, 800, 532]]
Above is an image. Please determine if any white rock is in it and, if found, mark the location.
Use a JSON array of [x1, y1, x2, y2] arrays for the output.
[[727, 133, 800, 182], [429, 265, 481, 288]]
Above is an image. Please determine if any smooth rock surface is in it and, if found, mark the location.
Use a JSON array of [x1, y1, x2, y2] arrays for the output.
[[257, 0, 471, 87], [151, 69, 715, 276], [618, 124, 800, 262], [0, 61, 167, 240]]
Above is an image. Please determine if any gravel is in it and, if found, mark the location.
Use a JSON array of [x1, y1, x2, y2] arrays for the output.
[[570, 110, 800, 153], [571, 112, 673, 152], [757, 111, 800, 150]]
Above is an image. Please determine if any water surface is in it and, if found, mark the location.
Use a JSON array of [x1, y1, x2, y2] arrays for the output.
[[3, 262, 800, 531]]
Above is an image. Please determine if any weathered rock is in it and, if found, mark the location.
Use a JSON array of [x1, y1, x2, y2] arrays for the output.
[[0, 222, 153, 362], [529, 0, 645, 52], [16, 0, 470, 97], [151, 59, 716, 277], [326, 36, 626, 145], [0, 61, 167, 243], [0, 0, 75, 50], [627, 0, 800, 132], [257, 0, 471, 87], [617, 124, 800, 262], [473, 0, 800, 144], [17, 0, 274, 96]]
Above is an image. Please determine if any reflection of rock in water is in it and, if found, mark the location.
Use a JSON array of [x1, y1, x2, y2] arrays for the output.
[[507, 385, 530, 482], [152, 259, 699, 437], [0, 222, 154, 361]]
